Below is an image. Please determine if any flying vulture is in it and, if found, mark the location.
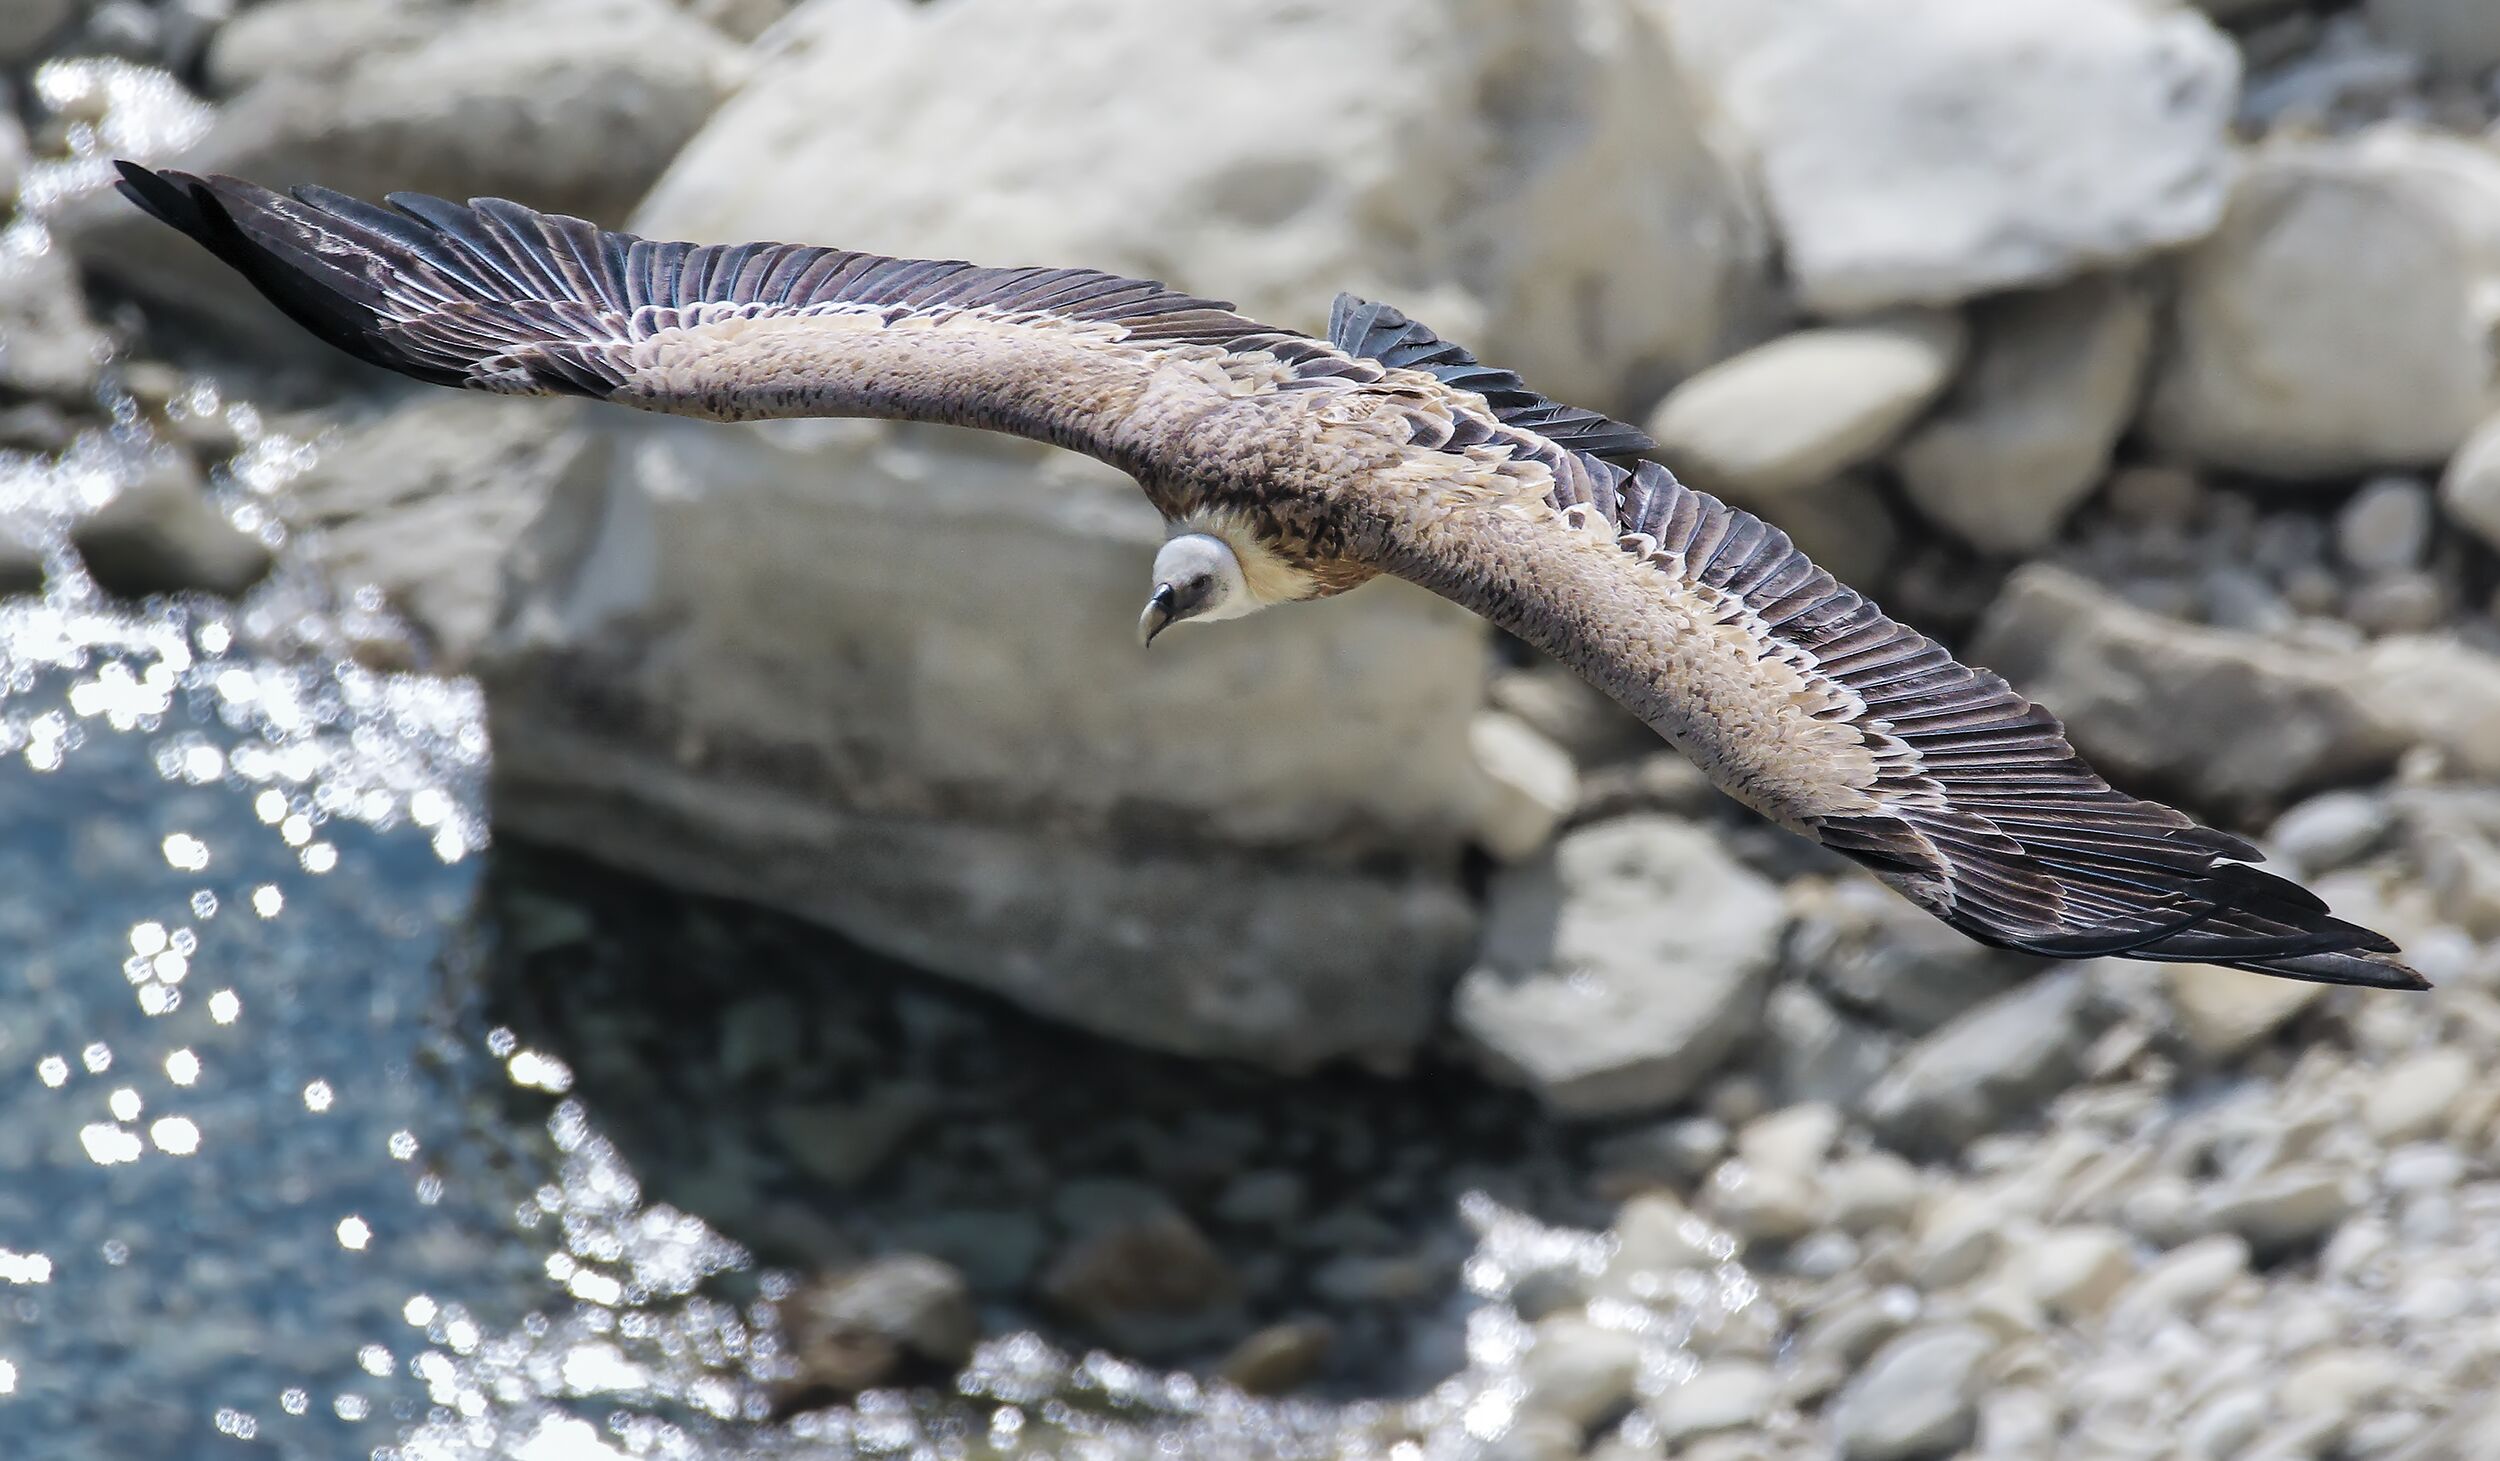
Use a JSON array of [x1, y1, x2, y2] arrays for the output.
[[113, 163, 2423, 991]]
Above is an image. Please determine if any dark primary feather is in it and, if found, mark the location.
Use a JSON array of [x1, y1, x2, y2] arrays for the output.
[[1328, 294, 1657, 460], [1590, 457, 2421, 991]]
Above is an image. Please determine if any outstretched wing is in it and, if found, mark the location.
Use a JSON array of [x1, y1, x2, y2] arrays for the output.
[[1366, 441, 2421, 991], [112, 164, 1318, 470]]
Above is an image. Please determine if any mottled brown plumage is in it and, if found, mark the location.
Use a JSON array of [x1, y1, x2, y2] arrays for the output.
[[115, 163, 2424, 991]]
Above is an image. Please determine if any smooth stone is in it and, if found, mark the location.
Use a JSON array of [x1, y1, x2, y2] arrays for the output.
[[2361, 635, 2500, 781], [71, 456, 275, 601], [1825, 1152, 1926, 1236], [1647, 312, 1966, 500], [0, 0, 74, 63], [1038, 1207, 1239, 1358], [2336, 476, 2435, 574], [2015, 1225, 2137, 1320], [0, 246, 110, 403], [2108, 1233, 2249, 1331], [1829, 1323, 1996, 1461], [1468, 711, 1580, 863], [2361, 1047, 2474, 1143], [1735, 1102, 1843, 1180], [2442, 411, 2500, 553], [2164, 964, 2329, 1060], [1518, 1315, 1642, 1430], [1648, 1359, 1778, 1443], [1216, 1320, 1333, 1397], [2269, 791, 2393, 876], [2197, 1167, 2361, 1259], [781, 1254, 977, 1397], [1865, 970, 2116, 1158], [2365, 0, 2500, 76]]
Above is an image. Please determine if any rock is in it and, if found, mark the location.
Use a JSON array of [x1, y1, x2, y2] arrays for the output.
[[684, 0, 800, 42], [1605, 1192, 1728, 1283], [1216, 1320, 1333, 1397], [0, 112, 26, 214], [1864, 970, 2116, 1157], [1488, 662, 1656, 769], [2269, 790, 2392, 876], [2145, 130, 2500, 480], [0, 0, 73, 64], [1456, 817, 1784, 1116], [2360, 635, 2500, 781], [1765, 981, 1899, 1110], [2336, 476, 2436, 575], [1039, 1206, 1238, 1358], [481, 416, 1482, 1071], [2197, 1166, 2361, 1260], [2444, 412, 2500, 553], [2015, 1225, 2136, 1321], [2365, 0, 2500, 76], [284, 394, 604, 668], [71, 455, 275, 600], [2361, 1048, 2474, 1144], [1829, 1323, 1995, 1461], [1646, 312, 1966, 501], [66, 0, 744, 346], [767, 1090, 932, 1186], [1912, 1190, 2007, 1290], [2348, 571, 2448, 637], [2163, 964, 2328, 1060], [2183, 1387, 2268, 1461], [1649, 1359, 1778, 1443], [203, 0, 455, 95], [1662, 0, 2237, 313], [0, 247, 110, 404], [1705, 1159, 1821, 1248], [1792, 877, 2035, 1036], [2277, 1349, 2400, 1431], [0, 531, 42, 597], [1518, 1315, 1642, 1431], [644, 0, 1775, 413], [1592, 1118, 1728, 1192], [1972, 565, 2410, 814], [2108, 1233, 2249, 1330], [779, 1254, 976, 1399], [1896, 275, 2154, 554], [1763, 473, 1901, 590], [1468, 712, 1580, 863], [1736, 1103, 1842, 1180], [1825, 1152, 1925, 1236]]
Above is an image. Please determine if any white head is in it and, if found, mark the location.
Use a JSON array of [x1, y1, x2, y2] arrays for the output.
[[1138, 532, 1258, 646]]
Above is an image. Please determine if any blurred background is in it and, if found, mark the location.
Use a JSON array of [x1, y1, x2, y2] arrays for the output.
[[4, 0, 2500, 1457]]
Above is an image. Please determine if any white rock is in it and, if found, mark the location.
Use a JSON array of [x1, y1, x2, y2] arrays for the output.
[[1761, 473, 1901, 589], [2363, 635, 2500, 781], [1647, 312, 1965, 501], [2269, 791, 2393, 876], [2336, 476, 2436, 574], [67, 0, 744, 345], [1825, 1151, 1925, 1235], [2108, 1233, 2249, 1332], [1736, 1102, 1842, 1180], [1457, 817, 1784, 1115], [2443, 412, 2500, 553], [1830, 1323, 1995, 1461], [2016, 1225, 2137, 1320], [1605, 1192, 1728, 1283], [1658, 0, 2238, 313], [1519, 1316, 1642, 1430], [1649, 1359, 1778, 1442], [2145, 129, 2500, 480], [483, 416, 1481, 1070], [1705, 1158, 1822, 1247], [2198, 1166, 2361, 1259], [1897, 275, 2154, 554], [0, 246, 109, 403], [203, 0, 454, 94], [1468, 712, 1581, 864], [2183, 1386, 2268, 1461], [1864, 970, 2115, 1157], [285, 395, 606, 668], [2366, 0, 2500, 76], [644, 0, 1775, 412], [2163, 964, 2328, 1060], [0, 111, 26, 213], [1971, 565, 2411, 814], [2362, 1048, 2474, 1144]]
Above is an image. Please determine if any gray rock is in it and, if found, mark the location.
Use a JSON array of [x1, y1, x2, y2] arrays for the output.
[[2366, 0, 2500, 76], [1736, 1102, 1842, 1180], [65, 0, 744, 347], [2269, 790, 2393, 875], [0, 247, 109, 404], [204, 0, 455, 95], [1791, 877, 2035, 1035], [1664, 0, 2238, 313], [1216, 1320, 1332, 1397], [684, 0, 801, 42], [1648, 1358, 1778, 1443], [1455, 816, 1785, 1116], [2361, 1047, 2473, 1144], [2347, 570, 2448, 636], [1519, 1315, 1642, 1430], [1591, 1116, 1728, 1190], [0, 111, 26, 215], [1765, 473, 1902, 589], [1487, 662, 1657, 770], [1897, 275, 2154, 554], [0, 0, 73, 64], [781, 1253, 976, 1397], [2146, 130, 2500, 479], [1468, 711, 1579, 863], [1766, 981, 1899, 1110], [2443, 411, 2500, 553], [2108, 1233, 2249, 1331], [767, 1089, 933, 1187], [1825, 1151, 1926, 1235], [1704, 1158, 1821, 1248], [71, 456, 275, 600], [2362, 635, 2500, 781], [1647, 312, 1966, 501], [1864, 969, 2116, 1156], [2163, 963, 2328, 1060], [642, 0, 1775, 412], [286, 394, 605, 668], [1039, 1206, 1239, 1358], [1604, 1192, 1728, 1284], [1972, 565, 2410, 814], [2183, 1387, 2268, 1460], [2336, 476, 2436, 574], [2014, 1225, 2136, 1320], [480, 414, 1481, 1070], [1830, 1323, 1996, 1461], [2198, 1166, 2361, 1259], [0, 530, 42, 597]]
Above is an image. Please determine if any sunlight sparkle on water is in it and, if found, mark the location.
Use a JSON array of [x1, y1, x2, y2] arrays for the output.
[[149, 1117, 199, 1155], [77, 1124, 141, 1165], [107, 1087, 140, 1121], [160, 833, 208, 870], [0, 1358, 16, 1396], [337, 1216, 371, 1251], [0, 1250, 53, 1285], [35, 1056, 66, 1088], [303, 1079, 333, 1113], [164, 1049, 198, 1085], [207, 989, 239, 1023], [250, 883, 281, 917]]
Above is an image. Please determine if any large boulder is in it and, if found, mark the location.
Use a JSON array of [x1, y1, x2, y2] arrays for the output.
[[2365, 0, 2500, 78], [1652, 0, 2239, 314], [1896, 275, 2154, 554], [479, 413, 1486, 1071], [61, 0, 745, 347], [634, 0, 1777, 413], [2144, 129, 2500, 480], [1453, 816, 1785, 1116], [1970, 566, 2410, 816]]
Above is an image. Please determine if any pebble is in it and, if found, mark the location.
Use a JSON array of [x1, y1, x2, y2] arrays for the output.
[[1216, 1320, 1333, 1397], [2346, 571, 2449, 635], [1829, 1323, 1994, 1461], [69, 455, 275, 600], [779, 1254, 977, 1401], [1825, 1151, 1926, 1235], [1650, 1359, 1779, 1443], [1038, 1207, 1238, 1357], [1518, 1315, 1642, 1431], [1911, 1191, 2006, 1291], [2361, 1047, 2474, 1143], [2016, 1225, 2138, 1321], [2270, 791, 2393, 874], [1707, 1159, 1823, 1248], [2199, 1167, 2362, 1260], [1736, 1102, 1843, 1178], [2109, 1234, 2250, 1332], [2336, 476, 2435, 573], [1606, 1193, 1728, 1284], [2183, 1385, 2268, 1459]]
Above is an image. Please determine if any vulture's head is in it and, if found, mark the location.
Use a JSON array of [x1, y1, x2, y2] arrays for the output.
[[1138, 532, 1260, 646]]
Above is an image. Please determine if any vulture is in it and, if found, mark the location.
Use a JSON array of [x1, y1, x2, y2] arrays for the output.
[[114, 162, 2423, 991]]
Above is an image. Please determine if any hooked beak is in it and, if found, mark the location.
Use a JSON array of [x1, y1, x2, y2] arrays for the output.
[[1137, 582, 1178, 647]]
